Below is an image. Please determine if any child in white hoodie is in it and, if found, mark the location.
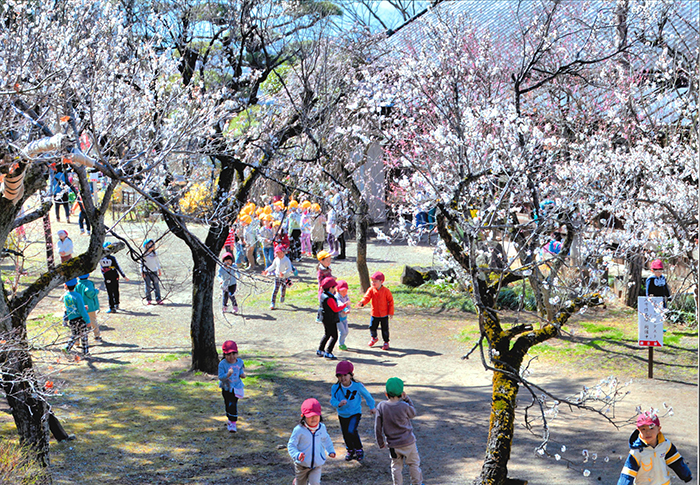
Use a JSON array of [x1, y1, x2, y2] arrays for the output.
[[287, 398, 335, 485]]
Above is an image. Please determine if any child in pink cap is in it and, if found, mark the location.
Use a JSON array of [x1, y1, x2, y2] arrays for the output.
[[288, 398, 336, 485], [617, 411, 691, 485]]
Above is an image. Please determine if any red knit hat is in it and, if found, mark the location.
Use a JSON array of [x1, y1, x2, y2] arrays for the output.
[[336, 280, 348, 291]]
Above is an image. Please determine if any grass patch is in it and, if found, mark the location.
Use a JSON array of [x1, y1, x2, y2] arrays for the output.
[[145, 352, 189, 364], [0, 441, 50, 484], [392, 283, 475, 312]]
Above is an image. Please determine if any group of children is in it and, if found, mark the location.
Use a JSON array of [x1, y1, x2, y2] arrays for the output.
[[60, 239, 166, 355], [314, 249, 395, 360], [224, 196, 348, 272], [219, 339, 693, 485], [217, 341, 424, 485]]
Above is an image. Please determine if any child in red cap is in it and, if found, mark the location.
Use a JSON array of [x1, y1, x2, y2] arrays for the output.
[[288, 398, 336, 485], [218, 340, 245, 433], [357, 271, 394, 350], [330, 360, 376, 462], [335, 280, 351, 350], [316, 277, 347, 360], [645, 259, 671, 308], [617, 411, 691, 485]]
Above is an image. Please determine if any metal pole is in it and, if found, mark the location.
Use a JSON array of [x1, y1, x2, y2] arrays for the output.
[[647, 347, 653, 379]]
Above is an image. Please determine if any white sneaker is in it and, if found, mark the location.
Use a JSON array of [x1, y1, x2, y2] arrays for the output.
[[227, 421, 237, 433]]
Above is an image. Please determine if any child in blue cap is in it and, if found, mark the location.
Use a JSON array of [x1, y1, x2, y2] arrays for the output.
[[63, 278, 92, 357]]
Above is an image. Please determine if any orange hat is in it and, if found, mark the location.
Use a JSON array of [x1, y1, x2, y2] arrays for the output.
[[288, 200, 299, 209], [241, 215, 252, 224], [300, 200, 311, 210], [311, 203, 321, 212], [263, 206, 273, 215]]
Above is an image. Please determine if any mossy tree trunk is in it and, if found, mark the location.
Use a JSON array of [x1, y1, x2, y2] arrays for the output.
[[436, 210, 601, 485], [0, 155, 116, 473]]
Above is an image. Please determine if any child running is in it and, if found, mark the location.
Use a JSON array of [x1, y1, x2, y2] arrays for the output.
[[357, 271, 394, 350], [218, 252, 239, 314], [329, 360, 376, 463], [617, 411, 692, 485], [335, 280, 351, 350], [218, 340, 245, 433], [288, 398, 336, 485], [317, 277, 347, 360], [375, 377, 424, 485], [62, 278, 92, 357], [263, 244, 294, 310]]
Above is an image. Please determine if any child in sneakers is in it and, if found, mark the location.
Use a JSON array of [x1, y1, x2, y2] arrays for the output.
[[330, 360, 375, 463], [288, 398, 336, 485], [99, 241, 129, 313], [357, 271, 394, 351], [218, 252, 239, 314], [375, 377, 424, 485], [141, 239, 163, 305], [63, 278, 91, 357], [617, 411, 692, 485], [263, 244, 294, 310], [335, 280, 351, 350], [218, 340, 245, 433], [75, 274, 101, 341], [317, 277, 347, 360]]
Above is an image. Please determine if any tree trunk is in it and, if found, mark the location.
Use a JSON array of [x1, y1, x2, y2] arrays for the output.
[[1, 349, 51, 473], [474, 369, 522, 485], [189, 249, 220, 374], [355, 200, 370, 292], [625, 251, 643, 308]]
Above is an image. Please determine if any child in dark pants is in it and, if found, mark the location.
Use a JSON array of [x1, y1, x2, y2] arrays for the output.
[[62, 278, 91, 357], [317, 277, 347, 360], [99, 242, 129, 313], [330, 360, 376, 463], [218, 252, 239, 313], [358, 271, 395, 350], [218, 340, 245, 433]]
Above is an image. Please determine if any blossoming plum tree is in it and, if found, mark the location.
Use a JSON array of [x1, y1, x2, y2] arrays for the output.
[[362, 1, 697, 483]]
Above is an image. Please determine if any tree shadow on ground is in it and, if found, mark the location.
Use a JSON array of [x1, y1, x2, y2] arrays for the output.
[[0, 354, 507, 485]]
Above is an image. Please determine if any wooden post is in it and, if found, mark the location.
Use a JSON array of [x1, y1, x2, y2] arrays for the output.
[[648, 347, 654, 379]]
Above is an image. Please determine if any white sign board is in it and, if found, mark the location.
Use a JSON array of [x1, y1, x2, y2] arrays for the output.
[[637, 297, 664, 347]]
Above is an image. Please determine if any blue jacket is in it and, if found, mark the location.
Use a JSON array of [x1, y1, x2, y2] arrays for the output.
[[330, 381, 375, 418], [218, 358, 245, 393], [617, 430, 691, 485], [287, 423, 335, 469], [63, 291, 90, 323], [76, 279, 100, 312]]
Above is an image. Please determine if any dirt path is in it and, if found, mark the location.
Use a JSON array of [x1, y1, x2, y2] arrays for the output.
[[5, 232, 697, 485]]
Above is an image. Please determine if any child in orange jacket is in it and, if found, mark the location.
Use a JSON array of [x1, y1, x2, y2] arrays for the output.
[[357, 271, 394, 350]]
